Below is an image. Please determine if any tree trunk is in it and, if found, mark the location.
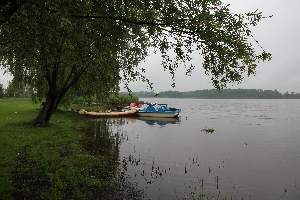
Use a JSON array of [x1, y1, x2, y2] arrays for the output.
[[33, 92, 63, 125]]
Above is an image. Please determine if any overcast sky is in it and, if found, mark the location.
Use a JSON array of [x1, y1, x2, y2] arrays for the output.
[[120, 0, 300, 93], [1, 0, 300, 93]]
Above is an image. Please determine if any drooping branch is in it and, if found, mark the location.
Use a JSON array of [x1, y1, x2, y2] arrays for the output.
[[71, 14, 169, 26], [1, 0, 272, 125], [61, 65, 90, 94]]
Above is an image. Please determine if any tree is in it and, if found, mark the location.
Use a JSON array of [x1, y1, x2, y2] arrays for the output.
[[283, 91, 290, 99], [0, 84, 3, 97], [0, 0, 271, 125], [1, 0, 27, 25], [5, 81, 14, 97]]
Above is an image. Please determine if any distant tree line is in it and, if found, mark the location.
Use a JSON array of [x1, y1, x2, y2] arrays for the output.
[[122, 89, 300, 99], [0, 83, 30, 98]]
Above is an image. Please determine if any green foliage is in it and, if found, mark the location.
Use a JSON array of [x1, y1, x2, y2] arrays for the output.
[[126, 90, 157, 98], [0, 0, 271, 123], [0, 98, 142, 199], [4, 80, 30, 97], [0, 84, 3, 97], [70, 93, 139, 112], [72, 93, 138, 106], [1, 0, 150, 105], [108, 93, 139, 105]]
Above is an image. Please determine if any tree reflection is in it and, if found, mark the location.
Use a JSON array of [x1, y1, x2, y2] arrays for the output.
[[81, 118, 144, 199], [82, 119, 118, 155]]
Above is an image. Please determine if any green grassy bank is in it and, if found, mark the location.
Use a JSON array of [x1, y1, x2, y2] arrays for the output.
[[0, 98, 139, 199]]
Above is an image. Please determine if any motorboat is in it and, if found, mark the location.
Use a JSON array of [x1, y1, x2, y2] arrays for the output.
[[137, 103, 181, 118]]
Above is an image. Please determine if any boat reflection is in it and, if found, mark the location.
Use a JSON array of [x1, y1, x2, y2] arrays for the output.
[[88, 117, 137, 123], [137, 116, 181, 126], [88, 116, 181, 127]]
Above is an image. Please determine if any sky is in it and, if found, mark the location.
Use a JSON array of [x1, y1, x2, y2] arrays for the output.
[[119, 0, 300, 93], [1, 0, 300, 93]]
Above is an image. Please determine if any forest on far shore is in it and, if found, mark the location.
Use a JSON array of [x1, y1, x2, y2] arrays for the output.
[[122, 89, 300, 99]]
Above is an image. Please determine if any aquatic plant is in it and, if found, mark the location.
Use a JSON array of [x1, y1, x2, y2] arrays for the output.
[[201, 128, 215, 133]]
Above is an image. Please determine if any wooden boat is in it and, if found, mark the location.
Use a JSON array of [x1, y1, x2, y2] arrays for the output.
[[78, 107, 137, 117], [137, 103, 181, 118]]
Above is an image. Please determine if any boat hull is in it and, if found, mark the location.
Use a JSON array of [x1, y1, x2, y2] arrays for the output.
[[79, 108, 137, 117], [85, 112, 136, 117]]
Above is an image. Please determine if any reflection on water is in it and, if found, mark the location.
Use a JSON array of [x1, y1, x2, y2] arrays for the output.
[[80, 118, 144, 199], [82, 99, 300, 199], [119, 99, 300, 200], [137, 116, 181, 126], [82, 119, 126, 161]]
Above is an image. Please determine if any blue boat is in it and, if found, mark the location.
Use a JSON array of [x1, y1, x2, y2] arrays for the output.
[[137, 103, 181, 118]]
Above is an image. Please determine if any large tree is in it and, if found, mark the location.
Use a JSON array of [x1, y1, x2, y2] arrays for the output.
[[0, 84, 3, 97], [0, 0, 271, 125]]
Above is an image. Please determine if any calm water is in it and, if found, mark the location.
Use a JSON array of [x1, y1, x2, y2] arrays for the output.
[[91, 99, 300, 199]]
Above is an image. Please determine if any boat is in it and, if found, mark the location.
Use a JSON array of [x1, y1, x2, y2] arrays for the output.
[[124, 103, 142, 109], [137, 103, 181, 118], [125, 102, 148, 110], [78, 107, 137, 117]]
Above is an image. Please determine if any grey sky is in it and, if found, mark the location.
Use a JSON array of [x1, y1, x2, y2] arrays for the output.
[[1, 0, 300, 93], [120, 0, 300, 93], [0, 71, 12, 88]]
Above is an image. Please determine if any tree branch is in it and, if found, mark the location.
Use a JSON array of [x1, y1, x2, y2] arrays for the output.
[[71, 14, 170, 26]]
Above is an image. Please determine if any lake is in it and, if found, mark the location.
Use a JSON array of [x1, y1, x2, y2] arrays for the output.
[[86, 98, 300, 199]]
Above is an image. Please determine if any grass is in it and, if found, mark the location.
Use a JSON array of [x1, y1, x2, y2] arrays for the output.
[[0, 98, 141, 199]]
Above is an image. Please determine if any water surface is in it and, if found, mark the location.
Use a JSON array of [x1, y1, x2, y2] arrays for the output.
[[95, 99, 300, 199]]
